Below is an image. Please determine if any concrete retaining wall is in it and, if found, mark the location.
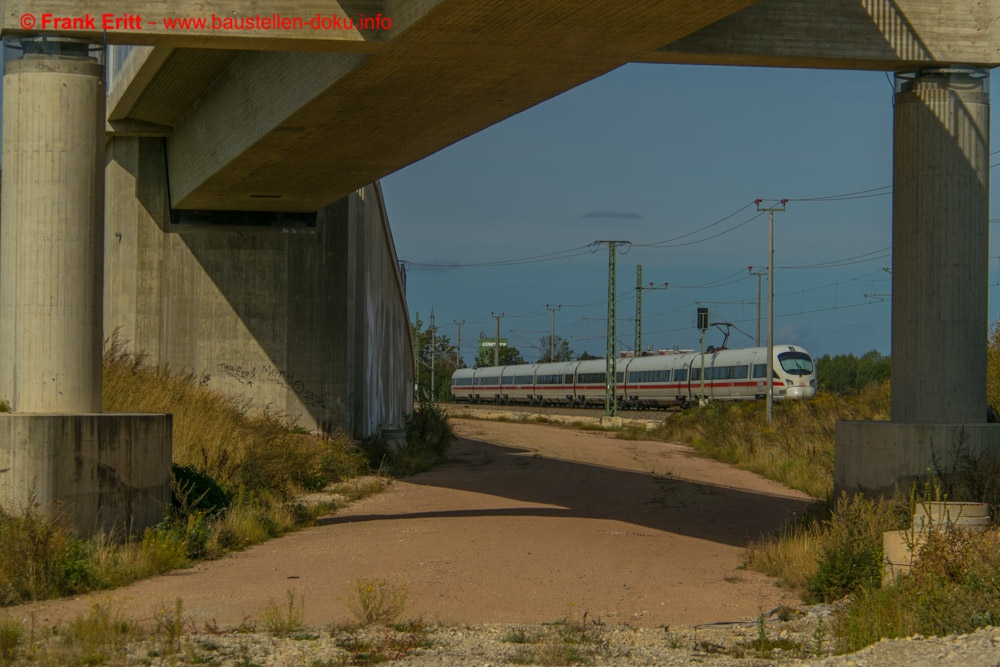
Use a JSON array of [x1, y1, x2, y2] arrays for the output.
[[836, 421, 1000, 496], [104, 137, 413, 438], [0, 413, 172, 536]]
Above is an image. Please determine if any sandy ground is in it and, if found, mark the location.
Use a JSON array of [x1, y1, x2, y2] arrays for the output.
[[13, 419, 816, 630]]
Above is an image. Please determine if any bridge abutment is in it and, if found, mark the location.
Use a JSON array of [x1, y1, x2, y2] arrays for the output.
[[836, 67, 1000, 495], [0, 37, 171, 536]]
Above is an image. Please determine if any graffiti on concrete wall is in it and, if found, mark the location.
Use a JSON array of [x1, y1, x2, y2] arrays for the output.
[[215, 362, 330, 409]]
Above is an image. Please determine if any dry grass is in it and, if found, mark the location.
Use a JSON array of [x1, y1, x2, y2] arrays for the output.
[[0, 339, 380, 609], [646, 383, 890, 499], [102, 336, 366, 497], [744, 519, 821, 591], [347, 578, 409, 626]]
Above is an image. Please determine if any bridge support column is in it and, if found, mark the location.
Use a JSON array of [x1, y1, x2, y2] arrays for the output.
[[0, 37, 171, 535], [836, 67, 1000, 496]]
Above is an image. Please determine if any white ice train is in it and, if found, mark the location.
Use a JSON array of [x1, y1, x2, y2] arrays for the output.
[[450, 345, 817, 408]]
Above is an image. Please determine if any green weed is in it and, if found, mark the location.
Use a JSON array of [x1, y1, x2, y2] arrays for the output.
[[0, 615, 23, 663], [261, 589, 305, 637], [347, 578, 409, 626]]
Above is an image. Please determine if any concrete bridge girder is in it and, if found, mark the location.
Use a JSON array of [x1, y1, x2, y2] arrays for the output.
[[2, 0, 1000, 533]]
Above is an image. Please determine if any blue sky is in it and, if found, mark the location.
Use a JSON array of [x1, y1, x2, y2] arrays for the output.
[[382, 63, 1000, 364]]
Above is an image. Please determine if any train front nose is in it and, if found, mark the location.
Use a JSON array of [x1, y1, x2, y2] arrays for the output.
[[786, 381, 817, 400]]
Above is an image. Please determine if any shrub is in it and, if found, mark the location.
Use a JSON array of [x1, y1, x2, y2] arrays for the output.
[[807, 492, 909, 602], [347, 578, 409, 625], [0, 615, 23, 663], [836, 528, 1000, 652], [171, 464, 232, 517], [404, 402, 455, 466], [360, 403, 455, 476]]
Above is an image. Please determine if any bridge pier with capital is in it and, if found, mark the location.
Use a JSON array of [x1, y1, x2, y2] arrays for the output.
[[835, 67, 1000, 496], [0, 36, 172, 535]]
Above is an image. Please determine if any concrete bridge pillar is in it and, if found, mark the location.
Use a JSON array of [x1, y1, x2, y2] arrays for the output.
[[0, 36, 104, 412], [836, 67, 1000, 495], [0, 36, 171, 535]]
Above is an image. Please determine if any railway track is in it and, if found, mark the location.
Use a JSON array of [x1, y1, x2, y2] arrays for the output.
[[436, 401, 672, 430]]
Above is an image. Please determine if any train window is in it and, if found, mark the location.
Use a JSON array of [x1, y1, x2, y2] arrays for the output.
[[674, 368, 687, 381], [733, 365, 749, 379], [691, 368, 701, 381], [616, 372, 624, 383], [565, 374, 574, 384], [752, 364, 767, 379], [778, 352, 814, 375], [578, 373, 606, 384]]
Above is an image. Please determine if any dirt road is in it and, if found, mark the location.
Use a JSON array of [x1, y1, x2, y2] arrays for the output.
[[16, 419, 814, 629]]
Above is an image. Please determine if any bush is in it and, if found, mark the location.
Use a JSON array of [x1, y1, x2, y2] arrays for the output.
[[836, 528, 1000, 652], [404, 402, 455, 465], [347, 578, 409, 625], [171, 464, 232, 517], [360, 403, 455, 476], [806, 492, 909, 602]]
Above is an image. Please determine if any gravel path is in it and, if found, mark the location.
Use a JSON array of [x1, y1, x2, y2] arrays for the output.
[[7, 419, 1000, 665]]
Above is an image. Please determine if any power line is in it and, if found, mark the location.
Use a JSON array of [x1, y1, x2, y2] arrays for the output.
[[777, 247, 891, 270]]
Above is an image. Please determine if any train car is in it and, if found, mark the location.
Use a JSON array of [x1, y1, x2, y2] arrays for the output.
[[534, 361, 580, 405], [451, 344, 816, 407], [498, 363, 537, 404], [622, 352, 689, 408], [573, 358, 628, 407], [451, 367, 476, 402]]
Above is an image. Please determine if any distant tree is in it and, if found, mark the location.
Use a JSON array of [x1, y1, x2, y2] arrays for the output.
[[577, 351, 600, 361], [816, 350, 890, 393], [537, 335, 575, 363], [989, 322, 1000, 412], [411, 314, 459, 402], [475, 345, 525, 368]]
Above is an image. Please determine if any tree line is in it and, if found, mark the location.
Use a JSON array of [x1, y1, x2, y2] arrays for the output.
[[815, 350, 890, 393], [414, 312, 893, 400], [411, 316, 594, 401]]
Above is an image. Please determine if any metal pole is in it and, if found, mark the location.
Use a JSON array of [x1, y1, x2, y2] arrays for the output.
[[546, 304, 561, 361], [749, 267, 766, 347], [413, 310, 419, 397], [454, 320, 465, 368], [700, 329, 706, 401], [492, 312, 504, 367], [636, 271, 668, 358], [596, 240, 630, 417], [430, 307, 436, 401], [755, 199, 787, 425], [757, 273, 762, 348], [635, 265, 642, 357], [767, 210, 773, 424], [606, 243, 617, 416]]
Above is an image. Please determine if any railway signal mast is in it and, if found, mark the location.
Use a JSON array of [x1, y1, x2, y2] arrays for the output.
[[697, 306, 709, 403]]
